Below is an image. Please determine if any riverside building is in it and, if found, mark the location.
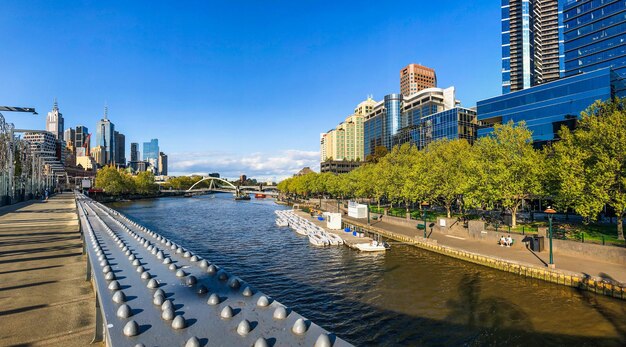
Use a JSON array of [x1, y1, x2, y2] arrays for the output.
[[363, 87, 477, 157], [563, 0, 626, 79], [477, 67, 626, 145], [400, 64, 437, 96], [502, 0, 564, 93]]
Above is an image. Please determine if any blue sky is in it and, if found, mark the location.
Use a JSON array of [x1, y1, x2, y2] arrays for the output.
[[0, 1, 501, 179]]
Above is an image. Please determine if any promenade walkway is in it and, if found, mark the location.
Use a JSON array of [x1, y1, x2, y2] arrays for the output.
[[0, 194, 95, 346], [343, 215, 626, 284]]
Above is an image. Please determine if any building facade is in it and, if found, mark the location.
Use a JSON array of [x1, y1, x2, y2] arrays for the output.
[[46, 99, 64, 140], [363, 88, 472, 156], [320, 97, 375, 162], [320, 160, 363, 174], [114, 131, 126, 166], [502, 0, 564, 93], [400, 64, 437, 96], [63, 128, 75, 148], [143, 139, 159, 171], [75, 125, 89, 156], [95, 108, 115, 165], [92, 146, 106, 166], [158, 152, 168, 176], [130, 142, 139, 162], [563, 0, 626, 79], [478, 67, 625, 145]]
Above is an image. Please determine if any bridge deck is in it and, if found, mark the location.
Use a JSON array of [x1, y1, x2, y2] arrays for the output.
[[77, 193, 349, 346]]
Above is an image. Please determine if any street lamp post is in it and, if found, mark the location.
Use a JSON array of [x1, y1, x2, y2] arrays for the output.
[[544, 207, 556, 267], [421, 201, 429, 238]]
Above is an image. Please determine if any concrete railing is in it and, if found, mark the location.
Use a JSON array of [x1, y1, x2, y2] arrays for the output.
[[76, 193, 350, 347]]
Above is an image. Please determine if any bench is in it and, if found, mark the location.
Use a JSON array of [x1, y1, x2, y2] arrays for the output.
[[498, 238, 515, 246]]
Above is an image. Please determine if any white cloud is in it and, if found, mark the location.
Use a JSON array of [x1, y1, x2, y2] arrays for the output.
[[168, 149, 319, 181]]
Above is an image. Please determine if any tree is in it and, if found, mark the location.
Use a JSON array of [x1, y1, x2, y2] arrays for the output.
[[95, 165, 135, 195], [135, 171, 158, 194], [365, 146, 389, 163], [424, 139, 473, 218], [470, 121, 544, 226], [553, 98, 626, 239]]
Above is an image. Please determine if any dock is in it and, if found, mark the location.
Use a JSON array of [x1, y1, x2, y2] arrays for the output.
[[292, 210, 374, 250]]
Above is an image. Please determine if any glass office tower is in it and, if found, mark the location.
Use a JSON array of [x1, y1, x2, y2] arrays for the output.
[[478, 67, 625, 145], [143, 139, 159, 170], [563, 0, 626, 78]]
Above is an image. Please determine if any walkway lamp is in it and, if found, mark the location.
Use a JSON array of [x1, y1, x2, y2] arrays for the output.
[[421, 201, 429, 238], [544, 206, 556, 267]]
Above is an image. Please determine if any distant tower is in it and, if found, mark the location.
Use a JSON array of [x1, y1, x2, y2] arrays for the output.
[[46, 98, 64, 140], [400, 64, 437, 97], [95, 105, 115, 164]]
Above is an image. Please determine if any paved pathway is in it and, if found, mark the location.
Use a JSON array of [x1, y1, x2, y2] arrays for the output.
[[343, 215, 626, 284], [0, 194, 95, 346]]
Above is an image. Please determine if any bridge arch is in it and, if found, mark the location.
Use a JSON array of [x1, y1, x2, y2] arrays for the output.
[[187, 177, 238, 192]]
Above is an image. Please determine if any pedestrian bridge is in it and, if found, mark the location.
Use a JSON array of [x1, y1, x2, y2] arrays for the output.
[[76, 193, 348, 346], [185, 177, 278, 196]]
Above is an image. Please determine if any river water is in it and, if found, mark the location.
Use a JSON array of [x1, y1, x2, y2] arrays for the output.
[[108, 194, 626, 346]]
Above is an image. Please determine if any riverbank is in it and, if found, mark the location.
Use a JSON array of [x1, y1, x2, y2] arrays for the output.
[[0, 193, 95, 346], [296, 201, 626, 300]]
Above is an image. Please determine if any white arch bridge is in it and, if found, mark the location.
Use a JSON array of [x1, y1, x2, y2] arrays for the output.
[[184, 177, 279, 196]]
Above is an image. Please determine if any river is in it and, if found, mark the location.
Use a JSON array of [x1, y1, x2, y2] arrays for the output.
[[108, 194, 626, 346]]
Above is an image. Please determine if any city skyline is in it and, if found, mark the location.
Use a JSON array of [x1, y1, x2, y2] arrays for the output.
[[1, 1, 501, 179]]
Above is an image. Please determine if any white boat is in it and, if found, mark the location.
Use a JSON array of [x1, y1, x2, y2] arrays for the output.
[[294, 227, 308, 236], [354, 240, 388, 252], [276, 219, 288, 227], [326, 233, 344, 245], [308, 233, 329, 246]]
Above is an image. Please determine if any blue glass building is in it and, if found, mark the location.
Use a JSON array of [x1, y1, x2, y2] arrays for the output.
[[478, 67, 625, 145], [394, 107, 478, 149], [363, 94, 402, 157], [143, 139, 159, 169], [563, 0, 626, 79]]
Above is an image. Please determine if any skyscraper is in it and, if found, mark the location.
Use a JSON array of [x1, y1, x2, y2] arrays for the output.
[[114, 131, 126, 166], [46, 99, 64, 140], [158, 152, 168, 176], [400, 64, 437, 96], [143, 139, 159, 171], [63, 128, 75, 147], [95, 106, 115, 165], [502, 0, 563, 93], [563, 0, 626, 79], [130, 142, 139, 162], [75, 125, 89, 156]]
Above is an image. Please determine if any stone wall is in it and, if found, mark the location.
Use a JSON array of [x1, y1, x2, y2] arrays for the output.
[[553, 239, 626, 265]]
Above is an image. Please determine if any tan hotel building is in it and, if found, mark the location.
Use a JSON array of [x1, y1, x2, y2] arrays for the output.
[[400, 64, 437, 96], [320, 96, 376, 162]]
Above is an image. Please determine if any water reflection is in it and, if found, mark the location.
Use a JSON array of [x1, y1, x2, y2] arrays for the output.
[[109, 195, 626, 346]]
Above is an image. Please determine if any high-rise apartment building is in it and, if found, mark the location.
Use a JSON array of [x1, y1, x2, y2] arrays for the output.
[[114, 131, 126, 166], [320, 97, 375, 162], [563, 0, 626, 79], [95, 107, 115, 164], [502, 0, 564, 93], [130, 142, 139, 162], [75, 125, 89, 156], [400, 64, 437, 96], [143, 139, 159, 171], [46, 99, 64, 140], [158, 152, 168, 176]]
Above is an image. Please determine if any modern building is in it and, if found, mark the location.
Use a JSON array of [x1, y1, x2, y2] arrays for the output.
[[114, 131, 126, 166], [363, 88, 473, 156], [63, 128, 75, 148], [92, 146, 106, 166], [478, 67, 626, 145], [563, 0, 626, 79], [502, 0, 563, 93], [46, 99, 64, 140], [23, 132, 58, 156], [130, 142, 139, 162], [320, 160, 363, 174], [76, 155, 97, 171], [158, 152, 168, 176], [143, 139, 159, 171], [136, 161, 148, 172], [75, 125, 89, 156], [239, 174, 247, 183], [95, 107, 115, 165], [320, 97, 375, 162], [400, 64, 437, 96]]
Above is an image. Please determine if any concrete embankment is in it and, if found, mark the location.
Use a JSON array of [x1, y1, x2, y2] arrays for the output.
[[0, 194, 95, 346], [338, 215, 626, 300]]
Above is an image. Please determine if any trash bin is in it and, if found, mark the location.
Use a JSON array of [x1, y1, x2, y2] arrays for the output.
[[531, 236, 545, 252]]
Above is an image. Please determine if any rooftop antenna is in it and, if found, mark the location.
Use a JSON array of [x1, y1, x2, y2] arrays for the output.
[[53, 97, 58, 110], [104, 102, 108, 120]]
